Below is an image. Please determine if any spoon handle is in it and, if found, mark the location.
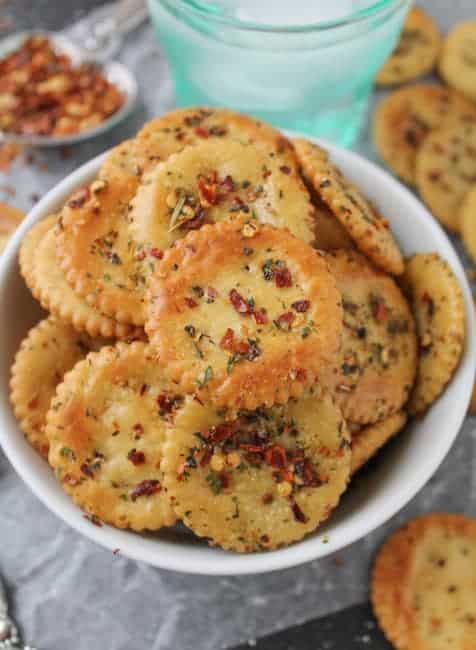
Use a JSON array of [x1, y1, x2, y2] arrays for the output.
[[65, 0, 148, 62]]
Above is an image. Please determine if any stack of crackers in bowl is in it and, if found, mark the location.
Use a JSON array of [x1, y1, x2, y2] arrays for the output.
[[9, 107, 466, 553]]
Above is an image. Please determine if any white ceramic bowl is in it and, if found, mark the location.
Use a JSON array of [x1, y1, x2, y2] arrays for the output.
[[1, 135, 475, 575]]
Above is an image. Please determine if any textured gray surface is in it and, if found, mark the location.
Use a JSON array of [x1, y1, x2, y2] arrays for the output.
[[1, 2, 476, 649]]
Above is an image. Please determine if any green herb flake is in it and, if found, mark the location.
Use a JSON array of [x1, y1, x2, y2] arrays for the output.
[[206, 472, 223, 495]]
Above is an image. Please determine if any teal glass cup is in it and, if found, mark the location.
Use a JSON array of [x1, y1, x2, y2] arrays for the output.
[[148, 0, 411, 147]]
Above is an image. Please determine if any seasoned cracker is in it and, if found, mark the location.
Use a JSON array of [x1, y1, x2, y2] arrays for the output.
[[372, 513, 476, 650], [20, 217, 141, 340], [402, 253, 465, 415], [46, 342, 177, 531], [162, 384, 351, 552], [10, 318, 105, 458], [294, 138, 403, 275], [135, 107, 298, 174], [129, 139, 314, 255], [350, 411, 407, 476], [57, 140, 146, 326], [376, 7, 441, 86], [320, 250, 417, 424], [416, 121, 476, 231], [294, 140, 354, 251], [373, 84, 476, 186], [146, 220, 342, 410], [460, 185, 476, 263], [439, 20, 476, 103], [0, 202, 24, 253]]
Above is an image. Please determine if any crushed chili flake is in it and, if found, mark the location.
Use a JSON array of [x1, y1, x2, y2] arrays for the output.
[[0, 36, 125, 138], [150, 247, 163, 259], [370, 295, 388, 322], [220, 327, 236, 351], [185, 297, 199, 309], [229, 288, 252, 314], [290, 498, 308, 523], [132, 422, 144, 438], [130, 479, 161, 500], [291, 300, 310, 313], [253, 308, 268, 325], [279, 165, 291, 175], [275, 311, 295, 330], [80, 462, 96, 478], [127, 449, 146, 465], [274, 265, 292, 288]]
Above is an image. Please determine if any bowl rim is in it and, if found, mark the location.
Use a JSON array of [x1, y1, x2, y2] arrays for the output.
[[1, 132, 475, 576]]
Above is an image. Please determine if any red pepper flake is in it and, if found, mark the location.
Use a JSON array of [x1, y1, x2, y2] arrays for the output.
[[27, 396, 39, 410], [185, 297, 198, 309], [294, 368, 307, 382], [279, 165, 291, 175], [276, 311, 295, 329], [301, 459, 322, 488], [127, 449, 146, 465], [264, 444, 287, 468], [157, 393, 176, 414], [229, 289, 252, 314], [200, 445, 213, 467], [291, 300, 310, 313], [207, 286, 218, 299], [207, 423, 236, 443], [130, 479, 161, 500], [132, 423, 144, 437], [239, 443, 265, 454], [198, 171, 220, 205], [150, 247, 163, 259], [290, 498, 308, 523], [80, 463, 95, 478], [68, 186, 90, 208], [253, 308, 268, 325], [220, 327, 235, 351], [370, 295, 388, 322], [194, 126, 209, 138], [262, 493, 274, 505], [220, 175, 235, 193], [139, 383, 148, 396], [274, 265, 292, 288]]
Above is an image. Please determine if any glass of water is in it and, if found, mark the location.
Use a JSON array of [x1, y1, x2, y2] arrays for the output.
[[148, 0, 411, 146]]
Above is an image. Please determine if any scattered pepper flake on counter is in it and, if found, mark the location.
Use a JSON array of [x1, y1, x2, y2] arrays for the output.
[[0, 36, 124, 138]]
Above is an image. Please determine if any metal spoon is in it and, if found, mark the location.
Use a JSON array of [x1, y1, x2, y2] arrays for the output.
[[0, 0, 148, 147], [0, 572, 36, 650]]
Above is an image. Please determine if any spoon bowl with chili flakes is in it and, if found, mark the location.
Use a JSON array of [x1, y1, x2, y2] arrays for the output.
[[0, 32, 137, 147]]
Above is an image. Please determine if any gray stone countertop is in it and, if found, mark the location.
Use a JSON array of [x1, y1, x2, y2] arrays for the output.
[[0, 1, 475, 649]]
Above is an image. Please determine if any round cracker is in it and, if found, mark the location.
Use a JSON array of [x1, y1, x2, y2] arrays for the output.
[[46, 342, 177, 531], [134, 107, 298, 174], [402, 253, 465, 415], [416, 121, 476, 232], [146, 220, 343, 410], [320, 250, 417, 424], [373, 84, 476, 186], [460, 185, 476, 262], [350, 411, 407, 476], [294, 138, 404, 275], [439, 20, 476, 102], [294, 139, 354, 252], [129, 139, 315, 253], [19, 217, 141, 340], [0, 202, 24, 253], [56, 140, 146, 326], [376, 7, 441, 86], [372, 513, 476, 650], [162, 384, 351, 552], [10, 318, 105, 458]]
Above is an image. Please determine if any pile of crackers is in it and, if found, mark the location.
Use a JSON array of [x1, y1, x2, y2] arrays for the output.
[[9, 107, 466, 556], [374, 9, 476, 286]]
